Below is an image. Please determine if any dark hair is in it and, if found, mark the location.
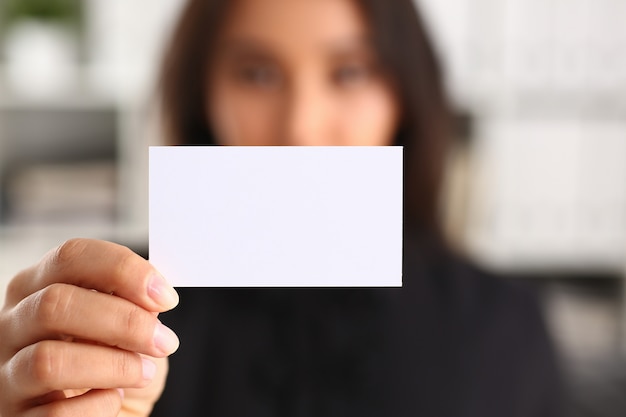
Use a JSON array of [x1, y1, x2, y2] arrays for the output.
[[160, 0, 452, 235]]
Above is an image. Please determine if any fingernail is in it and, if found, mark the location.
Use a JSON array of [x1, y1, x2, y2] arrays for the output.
[[142, 358, 157, 381], [153, 321, 180, 355], [117, 388, 125, 399], [147, 272, 179, 309]]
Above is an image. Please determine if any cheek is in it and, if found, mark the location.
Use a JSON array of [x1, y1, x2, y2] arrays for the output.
[[338, 86, 399, 146], [208, 83, 282, 146]]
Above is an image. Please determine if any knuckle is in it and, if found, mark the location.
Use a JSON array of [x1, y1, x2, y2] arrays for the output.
[[50, 238, 89, 271], [115, 351, 141, 381], [118, 304, 153, 345], [5, 270, 27, 305], [114, 247, 143, 282], [122, 304, 144, 334], [33, 284, 73, 331], [28, 341, 63, 388]]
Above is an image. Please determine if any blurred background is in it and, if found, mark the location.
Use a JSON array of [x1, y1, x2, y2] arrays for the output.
[[0, 0, 625, 414]]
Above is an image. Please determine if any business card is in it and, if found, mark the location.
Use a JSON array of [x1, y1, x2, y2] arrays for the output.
[[149, 146, 402, 287]]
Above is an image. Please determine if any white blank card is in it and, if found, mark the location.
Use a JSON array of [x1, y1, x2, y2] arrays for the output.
[[149, 146, 402, 287]]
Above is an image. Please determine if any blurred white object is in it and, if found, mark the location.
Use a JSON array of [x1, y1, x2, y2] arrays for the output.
[[4, 21, 78, 99], [85, 0, 184, 100], [467, 119, 626, 272]]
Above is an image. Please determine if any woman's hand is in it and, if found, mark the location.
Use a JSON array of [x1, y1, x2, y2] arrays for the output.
[[0, 238, 180, 417]]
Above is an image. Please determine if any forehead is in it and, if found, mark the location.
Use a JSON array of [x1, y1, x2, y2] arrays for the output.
[[218, 0, 369, 51]]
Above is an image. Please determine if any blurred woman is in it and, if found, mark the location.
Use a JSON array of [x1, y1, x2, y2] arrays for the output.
[[0, 0, 563, 416]]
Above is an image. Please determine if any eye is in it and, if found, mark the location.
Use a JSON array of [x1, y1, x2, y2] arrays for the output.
[[332, 63, 372, 86], [235, 64, 282, 88]]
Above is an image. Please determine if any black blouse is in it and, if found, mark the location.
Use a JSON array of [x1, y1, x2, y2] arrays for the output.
[[152, 232, 563, 417]]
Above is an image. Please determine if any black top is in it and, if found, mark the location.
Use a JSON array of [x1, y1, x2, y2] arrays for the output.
[[152, 232, 563, 417]]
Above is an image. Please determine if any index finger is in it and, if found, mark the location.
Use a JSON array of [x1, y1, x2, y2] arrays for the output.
[[6, 238, 178, 313]]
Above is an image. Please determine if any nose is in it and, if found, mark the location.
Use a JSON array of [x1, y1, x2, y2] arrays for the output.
[[280, 79, 334, 146]]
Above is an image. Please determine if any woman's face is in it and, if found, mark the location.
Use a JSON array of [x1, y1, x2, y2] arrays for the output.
[[207, 0, 400, 146]]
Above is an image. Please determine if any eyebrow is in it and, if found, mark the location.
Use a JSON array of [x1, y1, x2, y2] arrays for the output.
[[326, 38, 376, 60], [216, 40, 278, 61], [217, 36, 375, 60], [326, 36, 373, 52]]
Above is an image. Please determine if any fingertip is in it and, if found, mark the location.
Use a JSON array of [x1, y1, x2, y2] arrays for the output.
[[142, 358, 157, 381], [147, 272, 179, 311], [153, 321, 180, 356]]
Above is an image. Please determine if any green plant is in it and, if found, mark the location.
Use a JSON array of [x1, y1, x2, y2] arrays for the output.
[[1, 0, 82, 31]]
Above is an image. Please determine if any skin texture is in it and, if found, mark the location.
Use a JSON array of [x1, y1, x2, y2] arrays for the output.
[[0, 239, 179, 417], [0, 0, 400, 416]]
